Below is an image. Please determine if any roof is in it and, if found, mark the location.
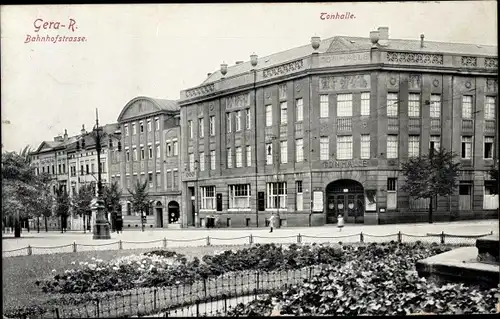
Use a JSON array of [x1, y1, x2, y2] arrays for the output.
[[33, 136, 79, 154], [152, 98, 180, 112], [117, 96, 180, 123], [200, 35, 497, 85]]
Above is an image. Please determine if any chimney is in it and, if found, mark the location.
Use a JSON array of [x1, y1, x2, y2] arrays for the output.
[[420, 34, 425, 48], [235, 61, 244, 65], [63, 129, 68, 142], [54, 136, 63, 142], [81, 124, 86, 135], [377, 27, 389, 46]]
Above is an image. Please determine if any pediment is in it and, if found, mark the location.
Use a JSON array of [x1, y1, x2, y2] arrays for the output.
[[119, 98, 161, 122], [326, 37, 355, 53]]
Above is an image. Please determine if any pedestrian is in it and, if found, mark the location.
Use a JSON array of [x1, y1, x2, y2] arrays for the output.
[[115, 215, 123, 234], [337, 214, 344, 232], [269, 213, 276, 233]]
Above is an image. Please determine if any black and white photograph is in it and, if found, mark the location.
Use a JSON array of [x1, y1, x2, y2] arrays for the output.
[[1, 1, 499, 317]]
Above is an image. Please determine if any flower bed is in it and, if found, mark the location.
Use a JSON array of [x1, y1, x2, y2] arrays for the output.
[[36, 243, 343, 294], [228, 242, 499, 316]]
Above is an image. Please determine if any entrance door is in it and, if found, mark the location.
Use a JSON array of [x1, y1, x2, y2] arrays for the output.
[[168, 201, 180, 224], [325, 179, 365, 224], [155, 201, 164, 228]]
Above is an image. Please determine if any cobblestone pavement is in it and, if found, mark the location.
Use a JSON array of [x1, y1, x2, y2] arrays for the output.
[[2, 219, 498, 257]]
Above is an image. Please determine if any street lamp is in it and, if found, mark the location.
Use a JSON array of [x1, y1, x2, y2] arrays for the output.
[[76, 109, 122, 240]]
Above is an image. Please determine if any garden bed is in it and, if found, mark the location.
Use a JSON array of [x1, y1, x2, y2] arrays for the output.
[[5, 241, 497, 317]]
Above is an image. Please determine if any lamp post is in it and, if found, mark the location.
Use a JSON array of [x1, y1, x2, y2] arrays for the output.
[[91, 108, 111, 240]]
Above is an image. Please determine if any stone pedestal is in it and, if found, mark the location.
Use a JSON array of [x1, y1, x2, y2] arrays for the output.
[[92, 199, 111, 240], [476, 235, 499, 263]]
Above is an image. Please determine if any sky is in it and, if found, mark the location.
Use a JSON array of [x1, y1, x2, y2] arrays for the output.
[[1, 1, 497, 153]]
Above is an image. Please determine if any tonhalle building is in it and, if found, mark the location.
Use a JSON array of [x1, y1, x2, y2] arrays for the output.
[[179, 27, 497, 228]]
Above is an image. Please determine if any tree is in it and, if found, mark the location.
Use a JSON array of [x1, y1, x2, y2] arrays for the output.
[[103, 181, 122, 231], [1, 147, 50, 237], [72, 184, 95, 233], [128, 179, 150, 231], [55, 189, 70, 233], [400, 148, 461, 224]]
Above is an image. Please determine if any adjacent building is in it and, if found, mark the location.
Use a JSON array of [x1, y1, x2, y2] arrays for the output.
[[116, 96, 182, 229], [178, 26, 498, 228]]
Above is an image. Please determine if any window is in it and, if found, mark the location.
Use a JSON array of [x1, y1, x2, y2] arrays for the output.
[[279, 84, 287, 99], [199, 152, 205, 171], [295, 139, 304, 162], [188, 121, 193, 138], [484, 137, 494, 159], [235, 111, 241, 131], [337, 136, 353, 160], [430, 135, 441, 152], [361, 134, 370, 159], [199, 118, 204, 137], [229, 184, 251, 209], [337, 93, 353, 117], [462, 95, 473, 119], [296, 98, 303, 122], [80, 165, 84, 175], [280, 102, 287, 124], [387, 135, 398, 159], [173, 170, 179, 188], [210, 150, 216, 170], [201, 186, 216, 210], [133, 148, 138, 161], [86, 164, 89, 175], [360, 92, 370, 116], [408, 93, 420, 117], [189, 153, 194, 171], [246, 145, 251, 167], [266, 143, 273, 165], [166, 171, 172, 189], [296, 181, 303, 211], [266, 182, 287, 209], [173, 141, 178, 156], [148, 172, 153, 183], [320, 137, 329, 160], [125, 125, 129, 136], [148, 146, 153, 159], [227, 148, 233, 168], [235, 147, 242, 168], [461, 136, 472, 159], [484, 180, 498, 210], [387, 93, 398, 117], [132, 123, 136, 135], [140, 147, 145, 160], [140, 121, 144, 133], [265, 105, 272, 127], [320, 95, 329, 118], [147, 120, 152, 132], [166, 142, 172, 157], [387, 178, 397, 210], [226, 113, 232, 133], [430, 94, 441, 118], [58, 164, 61, 174], [245, 109, 251, 130], [459, 182, 472, 210], [156, 145, 160, 159], [155, 118, 160, 131], [485, 96, 496, 120], [209, 116, 215, 135], [280, 141, 288, 164], [91, 164, 95, 174], [408, 135, 420, 157], [156, 173, 161, 187]]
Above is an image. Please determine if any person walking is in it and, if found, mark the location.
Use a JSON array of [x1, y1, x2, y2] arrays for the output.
[[337, 214, 344, 232], [269, 213, 276, 233], [115, 215, 123, 234]]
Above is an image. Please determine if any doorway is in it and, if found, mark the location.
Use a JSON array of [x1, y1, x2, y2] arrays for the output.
[[168, 201, 180, 224], [155, 201, 164, 228], [326, 179, 365, 224]]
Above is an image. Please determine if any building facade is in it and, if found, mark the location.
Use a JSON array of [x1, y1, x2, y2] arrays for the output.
[[178, 26, 498, 228], [116, 96, 182, 229]]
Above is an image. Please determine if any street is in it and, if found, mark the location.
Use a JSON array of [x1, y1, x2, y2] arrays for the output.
[[2, 219, 497, 257]]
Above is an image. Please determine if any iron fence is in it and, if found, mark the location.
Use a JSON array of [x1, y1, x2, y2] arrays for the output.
[[11, 266, 322, 318], [2, 231, 494, 257]]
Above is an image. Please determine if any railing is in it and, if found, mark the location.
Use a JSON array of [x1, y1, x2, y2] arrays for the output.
[[8, 266, 322, 318], [2, 231, 494, 258]]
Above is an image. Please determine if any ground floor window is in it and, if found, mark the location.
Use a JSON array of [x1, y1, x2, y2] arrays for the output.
[[296, 181, 303, 211], [266, 182, 287, 209], [229, 184, 251, 209], [201, 186, 216, 210], [387, 178, 397, 210], [459, 182, 472, 210], [484, 180, 498, 209]]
